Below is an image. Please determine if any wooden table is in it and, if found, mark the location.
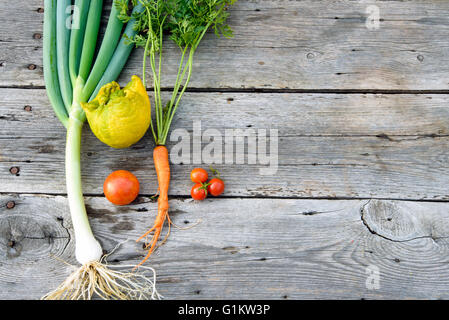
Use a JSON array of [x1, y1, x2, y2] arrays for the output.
[[1, 0, 449, 299]]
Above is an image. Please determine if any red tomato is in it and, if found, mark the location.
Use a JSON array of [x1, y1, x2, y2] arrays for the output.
[[207, 178, 225, 196], [190, 168, 208, 183], [191, 183, 207, 200], [103, 170, 140, 205]]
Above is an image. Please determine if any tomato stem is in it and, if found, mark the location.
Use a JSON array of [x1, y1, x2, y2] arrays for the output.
[[209, 165, 221, 179]]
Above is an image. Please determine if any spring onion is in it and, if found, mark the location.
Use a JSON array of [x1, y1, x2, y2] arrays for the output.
[[42, 0, 160, 300]]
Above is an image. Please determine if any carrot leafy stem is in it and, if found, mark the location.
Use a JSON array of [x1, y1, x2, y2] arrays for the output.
[[117, 0, 237, 145]]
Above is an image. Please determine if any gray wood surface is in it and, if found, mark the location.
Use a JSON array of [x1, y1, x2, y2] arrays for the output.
[[0, 0, 449, 300], [2, 194, 449, 300], [2, 0, 449, 90], [1, 89, 448, 200]]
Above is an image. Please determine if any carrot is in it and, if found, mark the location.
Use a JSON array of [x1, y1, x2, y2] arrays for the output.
[[119, 0, 237, 267], [136, 146, 170, 266]]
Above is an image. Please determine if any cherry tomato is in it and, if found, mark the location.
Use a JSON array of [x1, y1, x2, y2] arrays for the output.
[[207, 178, 225, 196], [103, 170, 140, 205], [190, 168, 208, 183], [191, 183, 207, 200]]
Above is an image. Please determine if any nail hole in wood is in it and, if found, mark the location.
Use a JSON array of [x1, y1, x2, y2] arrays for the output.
[[6, 201, 15, 209]]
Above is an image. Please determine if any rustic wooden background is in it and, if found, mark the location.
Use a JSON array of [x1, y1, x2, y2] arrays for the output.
[[1, 0, 449, 299]]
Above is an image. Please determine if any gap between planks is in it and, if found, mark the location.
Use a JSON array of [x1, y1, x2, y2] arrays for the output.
[[2, 192, 449, 203], [2, 86, 449, 95]]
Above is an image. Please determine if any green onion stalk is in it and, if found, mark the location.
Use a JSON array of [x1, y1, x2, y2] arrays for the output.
[[42, 0, 160, 300]]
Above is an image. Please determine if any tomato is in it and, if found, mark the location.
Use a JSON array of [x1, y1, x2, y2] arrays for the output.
[[207, 178, 225, 196], [103, 170, 140, 205], [190, 168, 208, 183], [191, 183, 207, 200]]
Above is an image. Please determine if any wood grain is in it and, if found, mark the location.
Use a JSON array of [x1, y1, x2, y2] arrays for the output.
[[1, 194, 449, 299], [1, 0, 449, 90], [1, 0, 449, 300], [0, 89, 448, 200]]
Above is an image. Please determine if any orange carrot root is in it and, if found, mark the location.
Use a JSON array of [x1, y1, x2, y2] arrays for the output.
[[136, 146, 170, 268]]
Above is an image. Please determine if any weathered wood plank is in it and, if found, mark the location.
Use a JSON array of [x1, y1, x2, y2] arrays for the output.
[[2, 89, 449, 138], [0, 89, 448, 200], [1, 0, 449, 90], [1, 194, 449, 299]]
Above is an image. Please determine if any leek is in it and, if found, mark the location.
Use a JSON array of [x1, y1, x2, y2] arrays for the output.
[[42, 0, 160, 300]]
